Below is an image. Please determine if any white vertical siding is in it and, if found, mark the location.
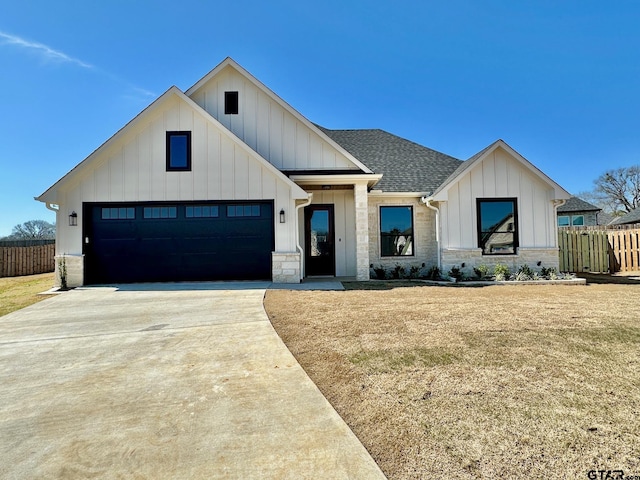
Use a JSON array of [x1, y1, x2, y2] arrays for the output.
[[440, 146, 556, 250], [190, 65, 360, 171], [55, 92, 301, 256]]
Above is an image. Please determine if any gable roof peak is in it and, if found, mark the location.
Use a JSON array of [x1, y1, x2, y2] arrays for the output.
[[431, 138, 570, 200]]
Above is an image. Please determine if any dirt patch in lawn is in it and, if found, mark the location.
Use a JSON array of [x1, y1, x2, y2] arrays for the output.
[[0, 273, 55, 317], [264, 283, 640, 479]]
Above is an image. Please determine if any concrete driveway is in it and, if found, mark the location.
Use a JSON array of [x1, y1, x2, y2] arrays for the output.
[[0, 283, 385, 479]]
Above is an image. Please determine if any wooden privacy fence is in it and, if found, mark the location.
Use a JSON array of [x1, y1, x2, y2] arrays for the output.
[[0, 240, 55, 278], [559, 225, 640, 273]]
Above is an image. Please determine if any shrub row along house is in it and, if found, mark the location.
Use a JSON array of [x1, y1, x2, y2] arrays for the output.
[[37, 58, 570, 286]]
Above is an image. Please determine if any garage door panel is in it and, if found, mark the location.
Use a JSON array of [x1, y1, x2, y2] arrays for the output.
[[84, 202, 274, 284]]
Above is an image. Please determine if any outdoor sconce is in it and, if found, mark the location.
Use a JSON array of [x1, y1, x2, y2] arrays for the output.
[[69, 211, 78, 227], [279, 208, 285, 223]]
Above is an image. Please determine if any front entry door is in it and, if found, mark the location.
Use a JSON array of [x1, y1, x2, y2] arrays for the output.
[[304, 205, 335, 276]]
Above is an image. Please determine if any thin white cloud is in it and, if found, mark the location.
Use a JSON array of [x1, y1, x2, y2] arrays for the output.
[[0, 30, 156, 100], [0, 30, 93, 69]]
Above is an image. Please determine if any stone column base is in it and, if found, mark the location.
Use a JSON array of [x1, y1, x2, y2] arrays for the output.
[[55, 254, 84, 288], [272, 252, 301, 283]]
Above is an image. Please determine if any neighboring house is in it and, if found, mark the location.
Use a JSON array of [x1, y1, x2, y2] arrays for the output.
[[556, 196, 601, 226], [37, 57, 570, 287], [612, 208, 640, 226], [596, 211, 618, 226]]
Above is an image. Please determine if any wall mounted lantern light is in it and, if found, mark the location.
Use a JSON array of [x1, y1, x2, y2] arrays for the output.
[[69, 211, 78, 226], [279, 208, 285, 223]]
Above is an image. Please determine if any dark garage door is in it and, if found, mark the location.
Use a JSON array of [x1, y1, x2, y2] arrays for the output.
[[83, 202, 274, 284]]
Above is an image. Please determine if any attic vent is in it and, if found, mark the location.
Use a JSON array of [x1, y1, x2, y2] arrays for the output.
[[225, 91, 239, 114]]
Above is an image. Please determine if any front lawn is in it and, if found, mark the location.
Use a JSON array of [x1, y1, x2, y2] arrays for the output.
[[264, 282, 640, 479], [0, 273, 55, 317]]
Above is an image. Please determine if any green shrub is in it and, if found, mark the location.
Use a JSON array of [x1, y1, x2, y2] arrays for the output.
[[391, 264, 405, 279], [473, 264, 490, 279], [515, 264, 534, 281], [493, 263, 510, 278], [422, 266, 441, 280], [448, 265, 464, 281], [540, 266, 557, 279]]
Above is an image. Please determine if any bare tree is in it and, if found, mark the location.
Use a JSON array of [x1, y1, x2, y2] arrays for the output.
[[8, 220, 56, 240], [580, 166, 640, 215]]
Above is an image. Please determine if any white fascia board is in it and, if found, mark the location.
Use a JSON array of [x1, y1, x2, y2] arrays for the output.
[[289, 174, 382, 188], [37, 85, 308, 204], [186, 57, 374, 174], [496, 140, 571, 199], [36, 85, 181, 204], [432, 139, 571, 201]]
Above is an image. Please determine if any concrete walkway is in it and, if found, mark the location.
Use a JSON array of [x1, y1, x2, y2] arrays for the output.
[[0, 283, 385, 479]]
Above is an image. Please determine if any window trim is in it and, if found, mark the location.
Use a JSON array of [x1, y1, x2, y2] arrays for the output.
[[558, 214, 586, 226], [379, 205, 415, 257], [166, 131, 192, 171], [570, 214, 584, 226], [224, 91, 239, 115], [476, 198, 519, 256]]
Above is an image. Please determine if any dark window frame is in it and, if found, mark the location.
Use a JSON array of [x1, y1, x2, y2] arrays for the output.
[[166, 131, 192, 171], [476, 198, 519, 255], [379, 205, 414, 257], [224, 91, 239, 115]]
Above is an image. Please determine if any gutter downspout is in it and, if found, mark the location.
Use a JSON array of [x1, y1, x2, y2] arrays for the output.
[[552, 199, 567, 247], [44, 203, 60, 257], [421, 196, 441, 271], [295, 193, 314, 280]]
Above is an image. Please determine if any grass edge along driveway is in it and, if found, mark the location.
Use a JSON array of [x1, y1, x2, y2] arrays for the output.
[[0, 273, 55, 317], [264, 282, 640, 480]]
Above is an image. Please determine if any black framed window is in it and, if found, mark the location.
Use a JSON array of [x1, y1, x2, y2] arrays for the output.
[[380, 206, 413, 256], [477, 198, 518, 255], [224, 91, 239, 114], [166, 131, 191, 171]]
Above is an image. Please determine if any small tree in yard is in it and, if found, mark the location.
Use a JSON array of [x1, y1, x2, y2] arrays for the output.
[[6, 220, 55, 240]]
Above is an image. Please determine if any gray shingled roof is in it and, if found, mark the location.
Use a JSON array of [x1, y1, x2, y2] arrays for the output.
[[557, 196, 601, 213], [318, 127, 463, 193], [613, 208, 640, 225]]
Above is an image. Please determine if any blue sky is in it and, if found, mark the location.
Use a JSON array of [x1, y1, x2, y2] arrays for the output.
[[1, 0, 639, 236]]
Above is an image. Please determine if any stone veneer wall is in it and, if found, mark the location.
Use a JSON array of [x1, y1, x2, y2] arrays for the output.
[[55, 254, 84, 288], [354, 184, 371, 281], [272, 252, 301, 283], [441, 247, 560, 277], [368, 198, 438, 272]]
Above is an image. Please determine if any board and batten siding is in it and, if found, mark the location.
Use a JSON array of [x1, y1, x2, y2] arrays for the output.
[[190, 66, 360, 172], [56, 94, 300, 256], [440, 147, 557, 250]]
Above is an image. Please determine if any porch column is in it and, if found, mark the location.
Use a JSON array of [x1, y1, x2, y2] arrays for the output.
[[354, 182, 370, 280]]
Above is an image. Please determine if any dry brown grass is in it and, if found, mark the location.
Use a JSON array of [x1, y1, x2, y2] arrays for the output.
[[0, 273, 55, 317], [264, 283, 640, 479]]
